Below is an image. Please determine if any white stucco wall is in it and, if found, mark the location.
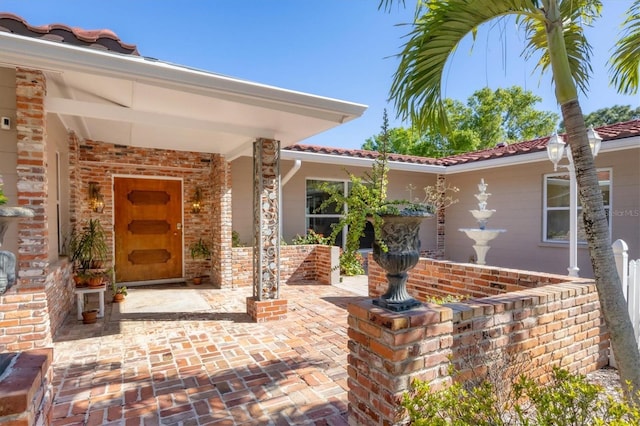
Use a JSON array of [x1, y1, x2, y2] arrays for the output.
[[445, 148, 640, 278], [230, 142, 638, 279]]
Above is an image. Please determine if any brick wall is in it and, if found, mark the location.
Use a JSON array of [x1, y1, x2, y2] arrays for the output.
[[0, 349, 53, 425], [0, 69, 70, 355], [232, 245, 339, 287], [44, 260, 75, 337], [70, 139, 232, 287], [15, 68, 49, 289], [368, 256, 579, 300], [350, 259, 608, 425], [210, 155, 232, 287]]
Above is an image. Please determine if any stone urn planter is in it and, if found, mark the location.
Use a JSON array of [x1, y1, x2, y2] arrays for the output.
[[370, 214, 428, 312], [0, 206, 35, 294]]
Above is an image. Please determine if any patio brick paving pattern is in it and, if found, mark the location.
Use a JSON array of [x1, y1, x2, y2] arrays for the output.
[[51, 281, 366, 425]]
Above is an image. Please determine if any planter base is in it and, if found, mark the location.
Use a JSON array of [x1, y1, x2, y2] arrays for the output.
[[373, 297, 421, 312]]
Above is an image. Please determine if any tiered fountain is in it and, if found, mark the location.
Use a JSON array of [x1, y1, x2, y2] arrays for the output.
[[459, 179, 505, 265]]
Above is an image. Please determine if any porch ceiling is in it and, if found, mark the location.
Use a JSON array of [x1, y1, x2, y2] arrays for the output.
[[1, 31, 367, 158]]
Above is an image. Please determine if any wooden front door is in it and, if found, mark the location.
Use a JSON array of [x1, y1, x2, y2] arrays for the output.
[[114, 178, 183, 283]]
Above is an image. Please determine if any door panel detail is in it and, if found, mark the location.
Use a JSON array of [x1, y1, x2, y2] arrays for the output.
[[128, 220, 171, 235], [128, 249, 172, 265], [126, 190, 171, 205]]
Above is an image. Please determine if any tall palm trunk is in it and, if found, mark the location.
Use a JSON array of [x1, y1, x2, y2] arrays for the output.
[[544, 0, 640, 399], [563, 101, 640, 399]]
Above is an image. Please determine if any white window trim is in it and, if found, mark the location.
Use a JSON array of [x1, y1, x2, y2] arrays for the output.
[[305, 178, 349, 248], [542, 168, 613, 244]]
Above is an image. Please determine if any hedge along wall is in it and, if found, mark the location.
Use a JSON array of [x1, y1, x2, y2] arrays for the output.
[[350, 257, 609, 424], [232, 245, 339, 287]]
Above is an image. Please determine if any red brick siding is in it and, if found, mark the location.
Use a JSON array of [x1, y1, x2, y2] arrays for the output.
[[44, 261, 75, 338], [232, 245, 338, 287], [15, 68, 49, 289], [0, 349, 53, 425], [369, 256, 579, 300], [70, 139, 232, 287], [351, 259, 608, 425], [246, 297, 287, 322]]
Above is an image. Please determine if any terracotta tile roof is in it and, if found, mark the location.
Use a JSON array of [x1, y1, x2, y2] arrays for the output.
[[286, 119, 640, 167], [440, 119, 640, 166], [0, 13, 139, 55]]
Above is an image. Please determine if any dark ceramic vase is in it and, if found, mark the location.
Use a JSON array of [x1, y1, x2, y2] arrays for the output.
[[371, 215, 424, 312]]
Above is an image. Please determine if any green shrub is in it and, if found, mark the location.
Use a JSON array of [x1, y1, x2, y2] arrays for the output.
[[232, 230, 244, 247], [291, 229, 330, 245], [340, 251, 365, 276], [425, 294, 468, 304], [402, 366, 640, 425]]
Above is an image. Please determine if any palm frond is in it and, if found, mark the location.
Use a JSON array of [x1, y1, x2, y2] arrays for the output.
[[521, 0, 600, 97], [390, 0, 540, 135], [610, 0, 640, 95]]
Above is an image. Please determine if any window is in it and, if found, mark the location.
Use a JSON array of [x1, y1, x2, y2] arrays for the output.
[[305, 179, 374, 249], [306, 179, 345, 246], [543, 169, 611, 243]]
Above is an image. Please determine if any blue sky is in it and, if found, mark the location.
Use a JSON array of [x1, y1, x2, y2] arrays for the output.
[[3, 1, 639, 149]]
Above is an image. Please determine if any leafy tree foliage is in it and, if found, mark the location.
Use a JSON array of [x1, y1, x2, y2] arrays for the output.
[[559, 105, 640, 131], [363, 86, 558, 157]]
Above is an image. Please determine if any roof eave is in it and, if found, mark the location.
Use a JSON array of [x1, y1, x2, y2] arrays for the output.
[[281, 149, 447, 173], [0, 31, 367, 123]]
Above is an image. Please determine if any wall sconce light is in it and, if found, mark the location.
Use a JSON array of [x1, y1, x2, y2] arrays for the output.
[[88, 182, 104, 213], [191, 186, 203, 214]]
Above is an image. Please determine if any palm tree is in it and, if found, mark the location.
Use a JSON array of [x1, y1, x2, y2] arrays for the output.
[[381, 0, 640, 399]]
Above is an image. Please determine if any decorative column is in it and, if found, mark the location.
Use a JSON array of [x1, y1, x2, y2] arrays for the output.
[[435, 174, 446, 259], [246, 138, 287, 322]]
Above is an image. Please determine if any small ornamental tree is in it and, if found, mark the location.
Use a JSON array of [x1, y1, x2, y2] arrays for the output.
[[318, 110, 457, 275]]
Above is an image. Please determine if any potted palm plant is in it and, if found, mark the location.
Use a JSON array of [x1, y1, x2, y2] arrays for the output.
[[189, 238, 211, 284], [69, 218, 108, 270], [69, 219, 109, 286]]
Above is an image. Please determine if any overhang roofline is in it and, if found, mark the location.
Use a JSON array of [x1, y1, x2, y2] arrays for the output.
[[0, 31, 367, 123]]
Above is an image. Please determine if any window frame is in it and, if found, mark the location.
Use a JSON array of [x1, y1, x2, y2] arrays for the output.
[[305, 178, 349, 248], [542, 168, 612, 244]]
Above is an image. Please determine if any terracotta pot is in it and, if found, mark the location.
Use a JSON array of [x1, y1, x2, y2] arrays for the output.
[[73, 274, 86, 287], [82, 309, 98, 324], [193, 276, 202, 285], [88, 276, 103, 287], [113, 293, 125, 303]]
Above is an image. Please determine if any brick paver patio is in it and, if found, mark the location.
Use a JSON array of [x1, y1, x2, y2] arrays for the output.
[[51, 281, 366, 425]]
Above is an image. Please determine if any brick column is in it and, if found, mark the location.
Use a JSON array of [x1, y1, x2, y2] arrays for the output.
[[247, 138, 287, 322], [211, 154, 233, 288], [15, 68, 49, 288], [347, 301, 453, 425]]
